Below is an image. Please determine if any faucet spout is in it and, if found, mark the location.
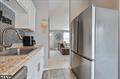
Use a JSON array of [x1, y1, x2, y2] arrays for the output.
[[1, 27, 23, 51]]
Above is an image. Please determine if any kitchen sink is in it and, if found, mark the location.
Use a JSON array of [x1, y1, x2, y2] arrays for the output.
[[0, 48, 37, 56]]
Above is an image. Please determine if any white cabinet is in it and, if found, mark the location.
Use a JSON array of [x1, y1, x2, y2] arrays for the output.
[[27, 0, 36, 31], [25, 48, 44, 79], [15, 13, 28, 30], [16, 0, 28, 12], [0, 0, 28, 13], [0, 0, 36, 31], [15, 0, 36, 31]]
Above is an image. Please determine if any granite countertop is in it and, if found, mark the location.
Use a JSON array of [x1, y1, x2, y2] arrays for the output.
[[10, 43, 41, 49], [0, 44, 43, 75]]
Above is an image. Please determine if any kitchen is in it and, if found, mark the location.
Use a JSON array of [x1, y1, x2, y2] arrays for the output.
[[0, 0, 120, 79], [0, 0, 45, 79]]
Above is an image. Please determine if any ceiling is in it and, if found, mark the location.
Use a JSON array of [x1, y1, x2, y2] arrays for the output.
[[49, 0, 69, 31], [33, 0, 69, 31], [32, 0, 49, 8]]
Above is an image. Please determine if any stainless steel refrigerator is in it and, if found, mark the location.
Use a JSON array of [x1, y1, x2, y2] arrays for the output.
[[71, 5, 118, 79]]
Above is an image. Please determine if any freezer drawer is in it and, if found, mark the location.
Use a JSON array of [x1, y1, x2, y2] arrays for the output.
[[71, 53, 81, 79], [71, 17, 79, 52], [71, 52, 93, 79], [79, 57, 93, 79]]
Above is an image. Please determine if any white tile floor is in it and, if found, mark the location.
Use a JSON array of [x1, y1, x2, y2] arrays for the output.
[[42, 50, 77, 79], [42, 68, 77, 79], [48, 50, 70, 69]]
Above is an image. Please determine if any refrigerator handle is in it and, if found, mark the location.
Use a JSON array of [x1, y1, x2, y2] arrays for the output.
[[71, 50, 94, 61]]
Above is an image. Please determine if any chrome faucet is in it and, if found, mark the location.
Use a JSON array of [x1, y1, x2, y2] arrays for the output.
[[0, 27, 23, 51]]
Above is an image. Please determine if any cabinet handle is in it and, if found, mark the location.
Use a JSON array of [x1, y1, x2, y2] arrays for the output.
[[37, 63, 40, 72]]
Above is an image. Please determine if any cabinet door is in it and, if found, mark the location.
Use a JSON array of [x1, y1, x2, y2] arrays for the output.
[[35, 62, 41, 79], [16, 0, 28, 11], [28, 0, 36, 31], [36, 49, 44, 79], [25, 48, 44, 79], [15, 13, 28, 29], [15, 0, 35, 31]]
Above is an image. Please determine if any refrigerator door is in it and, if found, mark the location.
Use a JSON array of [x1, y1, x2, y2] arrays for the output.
[[71, 17, 79, 52], [79, 57, 93, 79], [71, 6, 95, 79], [71, 52, 93, 79], [71, 19, 75, 51], [77, 6, 95, 60], [95, 7, 118, 79], [71, 52, 81, 79], [77, 14, 83, 55]]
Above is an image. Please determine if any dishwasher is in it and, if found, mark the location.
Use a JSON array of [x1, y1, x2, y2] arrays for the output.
[[12, 66, 27, 79]]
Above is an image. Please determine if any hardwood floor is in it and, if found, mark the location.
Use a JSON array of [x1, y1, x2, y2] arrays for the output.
[[42, 68, 77, 79]]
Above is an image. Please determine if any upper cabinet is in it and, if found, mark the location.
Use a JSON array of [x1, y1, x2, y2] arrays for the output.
[[0, 0, 36, 31], [0, 0, 28, 13], [16, 0, 28, 13], [15, 0, 36, 31], [27, 0, 36, 31]]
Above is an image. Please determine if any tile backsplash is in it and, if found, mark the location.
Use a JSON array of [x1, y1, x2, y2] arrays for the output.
[[0, 2, 23, 44]]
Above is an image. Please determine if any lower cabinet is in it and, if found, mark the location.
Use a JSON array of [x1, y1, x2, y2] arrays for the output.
[[25, 48, 44, 79]]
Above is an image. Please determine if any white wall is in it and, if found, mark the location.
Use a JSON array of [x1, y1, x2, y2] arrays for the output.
[[92, 0, 119, 10], [32, 0, 49, 68], [71, 0, 119, 21], [71, 0, 91, 21], [118, 0, 120, 78], [49, 0, 69, 30], [50, 33, 56, 48]]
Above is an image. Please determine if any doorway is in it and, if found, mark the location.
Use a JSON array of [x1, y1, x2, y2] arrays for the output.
[[48, 0, 70, 69]]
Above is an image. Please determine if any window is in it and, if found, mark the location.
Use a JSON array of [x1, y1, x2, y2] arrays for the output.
[[63, 32, 70, 43]]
